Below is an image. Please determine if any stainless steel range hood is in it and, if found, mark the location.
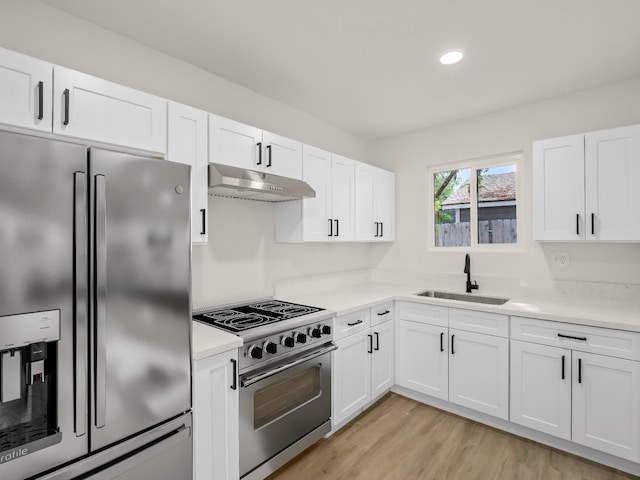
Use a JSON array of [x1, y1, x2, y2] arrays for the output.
[[208, 163, 316, 202]]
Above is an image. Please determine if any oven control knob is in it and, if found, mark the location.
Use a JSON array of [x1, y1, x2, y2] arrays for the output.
[[248, 345, 263, 359], [321, 324, 331, 335], [310, 327, 322, 338], [282, 336, 295, 348], [264, 341, 278, 355], [296, 333, 307, 344]]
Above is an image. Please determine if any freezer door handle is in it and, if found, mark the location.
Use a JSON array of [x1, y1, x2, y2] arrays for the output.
[[94, 174, 108, 428], [74, 172, 88, 437]]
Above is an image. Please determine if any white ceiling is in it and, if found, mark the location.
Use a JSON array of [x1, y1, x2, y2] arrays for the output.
[[40, 0, 640, 140]]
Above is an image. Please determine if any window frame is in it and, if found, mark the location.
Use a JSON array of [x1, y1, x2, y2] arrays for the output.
[[427, 151, 524, 252]]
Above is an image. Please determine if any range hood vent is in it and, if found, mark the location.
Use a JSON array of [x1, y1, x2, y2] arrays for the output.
[[207, 163, 316, 202]]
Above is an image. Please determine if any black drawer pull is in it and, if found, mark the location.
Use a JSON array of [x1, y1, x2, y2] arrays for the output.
[[347, 320, 363, 327], [37, 81, 44, 120], [557, 333, 587, 341], [63, 88, 70, 125], [377, 310, 390, 316]]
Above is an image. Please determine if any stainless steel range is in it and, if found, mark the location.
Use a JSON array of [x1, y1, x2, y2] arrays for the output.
[[194, 299, 336, 480]]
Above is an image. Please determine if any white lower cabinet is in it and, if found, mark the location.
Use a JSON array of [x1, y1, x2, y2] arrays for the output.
[[510, 340, 572, 439], [448, 329, 509, 420], [333, 328, 371, 426], [396, 320, 448, 400], [193, 349, 239, 480], [332, 304, 394, 427], [511, 317, 640, 462]]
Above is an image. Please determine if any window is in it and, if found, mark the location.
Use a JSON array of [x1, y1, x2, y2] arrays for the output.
[[431, 154, 521, 248]]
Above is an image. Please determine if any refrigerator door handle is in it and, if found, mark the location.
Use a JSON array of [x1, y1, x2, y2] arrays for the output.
[[94, 174, 108, 428], [74, 172, 88, 437]]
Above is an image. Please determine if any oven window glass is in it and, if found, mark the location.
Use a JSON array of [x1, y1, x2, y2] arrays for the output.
[[253, 364, 321, 430]]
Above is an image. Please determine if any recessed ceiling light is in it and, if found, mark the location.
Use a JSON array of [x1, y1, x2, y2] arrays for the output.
[[440, 50, 464, 65]]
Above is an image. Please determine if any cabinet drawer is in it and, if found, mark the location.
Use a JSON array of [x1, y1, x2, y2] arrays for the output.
[[370, 302, 393, 327], [511, 316, 640, 361], [334, 309, 371, 340], [396, 301, 447, 327], [449, 308, 508, 338]]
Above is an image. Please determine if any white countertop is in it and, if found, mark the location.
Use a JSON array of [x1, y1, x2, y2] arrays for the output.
[[192, 321, 242, 360], [280, 282, 640, 333], [191, 281, 640, 360]]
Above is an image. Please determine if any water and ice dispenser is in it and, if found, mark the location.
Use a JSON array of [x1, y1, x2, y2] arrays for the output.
[[0, 310, 60, 454]]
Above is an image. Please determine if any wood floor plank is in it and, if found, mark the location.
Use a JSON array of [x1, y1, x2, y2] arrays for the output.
[[267, 393, 639, 480]]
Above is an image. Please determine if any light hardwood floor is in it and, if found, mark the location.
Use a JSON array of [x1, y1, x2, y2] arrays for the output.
[[267, 393, 639, 480]]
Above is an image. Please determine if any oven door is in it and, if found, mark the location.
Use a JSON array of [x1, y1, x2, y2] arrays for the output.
[[239, 342, 336, 478]]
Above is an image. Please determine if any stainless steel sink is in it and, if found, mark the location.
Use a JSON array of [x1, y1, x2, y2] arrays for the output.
[[416, 290, 510, 305]]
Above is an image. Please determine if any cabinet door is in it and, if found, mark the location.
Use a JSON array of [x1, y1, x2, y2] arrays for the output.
[[262, 131, 302, 179], [330, 154, 356, 241], [374, 169, 395, 241], [510, 340, 571, 440], [53, 66, 167, 153], [167, 102, 209, 244], [301, 145, 332, 241], [333, 329, 371, 426], [371, 320, 394, 400], [209, 113, 262, 170], [585, 125, 640, 241], [572, 352, 640, 461], [193, 350, 239, 480], [532, 134, 585, 240], [0, 47, 52, 132], [355, 162, 376, 241], [449, 329, 509, 420], [395, 320, 448, 400]]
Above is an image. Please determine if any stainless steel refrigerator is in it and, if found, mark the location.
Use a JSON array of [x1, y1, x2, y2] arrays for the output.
[[0, 130, 193, 480]]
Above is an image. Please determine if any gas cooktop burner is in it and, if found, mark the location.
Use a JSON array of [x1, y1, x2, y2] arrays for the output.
[[193, 300, 324, 333]]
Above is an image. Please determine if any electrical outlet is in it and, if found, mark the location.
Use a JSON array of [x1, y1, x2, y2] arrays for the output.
[[552, 251, 570, 267]]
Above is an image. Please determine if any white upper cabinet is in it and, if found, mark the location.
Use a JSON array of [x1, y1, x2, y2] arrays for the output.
[[209, 113, 302, 179], [275, 148, 357, 242], [533, 124, 640, 241], [261, 131, 303, 179], [167, 102, 209, 244], [53, 66, 167, 154], [209, 113, 262, 170], [585, 125, 640, 241], [355, 162, 395, 242], [330, 154, 356, 241], [0, 47, 52, 132]]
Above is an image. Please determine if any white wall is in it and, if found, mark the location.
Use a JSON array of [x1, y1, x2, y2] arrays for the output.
[[0, 0, 372, 308], [370, 76, 640, 294]]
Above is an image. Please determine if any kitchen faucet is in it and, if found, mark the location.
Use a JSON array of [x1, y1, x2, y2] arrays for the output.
[[464, 253, 479, 293]]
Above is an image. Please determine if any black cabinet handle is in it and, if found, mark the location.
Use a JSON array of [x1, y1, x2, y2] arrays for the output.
[[266, 145, 272, 167], [557, 333, 587, 341], [347, 319, 363, 327], [576, 214, 580, 235], [230, 359, 237, 390], [200, 209, 206, 235], [37, 81, 44, 120], [578, 358, 582, 384], [374, 222, 379, 237], [335, 219, 339, 237], [368, 334, 373, 354], [377, 310, 390, 316], [374, 332, 380, 351], [591, 213, 595, 235], [63, 88, 70, 125], [380, 222, 383, 237], [561, 355, 565, 380], [256, 142, 262, 165], [440, 332, 444, 352], [451, 334, 455, 355], [328, 218, 333, 237]]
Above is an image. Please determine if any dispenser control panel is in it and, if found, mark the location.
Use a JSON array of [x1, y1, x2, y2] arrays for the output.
[[0, 310, 60, 350]]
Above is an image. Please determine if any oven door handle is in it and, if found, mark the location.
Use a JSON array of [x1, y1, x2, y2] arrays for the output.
[[241, 343, 338, 388]]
